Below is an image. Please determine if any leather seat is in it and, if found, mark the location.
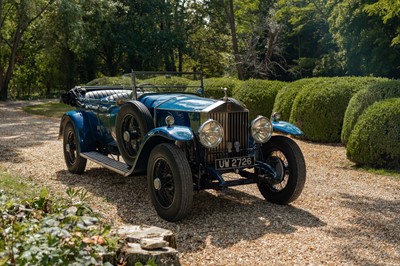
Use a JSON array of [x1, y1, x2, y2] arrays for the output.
[[107, 92, 131, 101], [85, 90, 132, 99]]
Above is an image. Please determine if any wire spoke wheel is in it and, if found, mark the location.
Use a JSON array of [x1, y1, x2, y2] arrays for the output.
[[265, 151, 290, 192], [116, 101, 153, 166], [120, 114, 141, 157], [257, 136, 306, 204], [63, 121, 87, 174], [66, 129, 77, 164], [153, 158, 175, 208], [147, 143, 193, 222]]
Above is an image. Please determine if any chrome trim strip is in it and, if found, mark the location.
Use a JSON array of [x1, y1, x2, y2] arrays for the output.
[[201, 100, 225, 113]]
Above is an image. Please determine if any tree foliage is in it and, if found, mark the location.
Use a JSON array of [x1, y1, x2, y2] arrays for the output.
[[1, 0, 400, 100]]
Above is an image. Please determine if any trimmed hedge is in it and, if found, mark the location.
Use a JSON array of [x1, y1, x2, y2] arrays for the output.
[[346, 98, 400, 169], [86, 76, 132, 86], [272, 84, 300, 122], [341, 80, 400, 144], [271, 78, 327, 121], [233, 79, 286, 120], [187, 77, 240, 98], [141, 76, 191, 91], [290, 77, 385, 143]]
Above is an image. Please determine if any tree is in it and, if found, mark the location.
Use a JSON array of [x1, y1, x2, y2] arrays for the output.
[[329, 0, 400, 78], [364, 0, 400, 45], [274, 0, 340, 79], [241, 2, 287, 79], [0, 0, 54, 100], [221, 0, 244, 79], [183, 0, 230, 76]]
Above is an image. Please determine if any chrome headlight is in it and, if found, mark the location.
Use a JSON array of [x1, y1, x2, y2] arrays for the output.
[[251, 116, 273, 143], [198, 119, 223, 148]]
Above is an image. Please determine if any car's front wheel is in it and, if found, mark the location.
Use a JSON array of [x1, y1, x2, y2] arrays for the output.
[[63, 121, 87, 174], [257, 136, 306, 204], [147, 143, 193, 222]]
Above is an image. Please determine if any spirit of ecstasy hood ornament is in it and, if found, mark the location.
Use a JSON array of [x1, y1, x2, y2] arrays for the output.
[[223, 87, 228, 102]]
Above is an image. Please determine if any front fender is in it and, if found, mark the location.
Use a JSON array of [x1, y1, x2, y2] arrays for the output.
[[132, 126, 194, 173], [272, 121, 303, 136], [59, 110, 97, 152], [145, 125, 194, 142]]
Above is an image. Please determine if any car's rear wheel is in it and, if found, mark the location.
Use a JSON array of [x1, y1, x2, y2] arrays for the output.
[[147, 143, 193, 222], [257, 136, 306, 204], [63, 121, 87, 174], [116, 101, 153, 166]]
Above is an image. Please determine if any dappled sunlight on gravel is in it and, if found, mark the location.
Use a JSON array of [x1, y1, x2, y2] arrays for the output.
[[0, 100, 399, 265]]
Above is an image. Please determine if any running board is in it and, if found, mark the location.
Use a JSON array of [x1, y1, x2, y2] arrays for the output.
[[81, 151, 131, 175]]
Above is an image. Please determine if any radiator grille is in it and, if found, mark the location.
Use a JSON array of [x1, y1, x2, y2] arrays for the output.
[[206, 111, 249, 164]]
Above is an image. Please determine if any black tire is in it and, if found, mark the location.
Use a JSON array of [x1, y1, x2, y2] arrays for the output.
[[147, 143, 193, 222], [63, 121, 87, 174], [257, 136, 306, 204], [116, 101, 153, 166]]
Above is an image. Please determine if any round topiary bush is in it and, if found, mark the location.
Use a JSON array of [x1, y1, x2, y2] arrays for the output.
[[271, 78, 323, 121], [233, 79, 286, 120], [341, 80, 400, 145], [289, 77, 385, 143], [272, 84, 301, 122], [186, 77, 240, 98], [346, 98, 400, 169]]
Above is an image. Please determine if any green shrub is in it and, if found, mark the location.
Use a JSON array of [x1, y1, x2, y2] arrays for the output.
[[290, 77, 385, 143], [272, 84, 299, 122], [271, 79, 315, 121], [273, 77, 346, 122], [0, 188, 118, 265], [346, 98, 400, 169], [187, 77, 240, 98], [341, 80, 400, 144], [141, 76, 191, 91], [233, 79, 286, 120], [86, 76, 132, 86]]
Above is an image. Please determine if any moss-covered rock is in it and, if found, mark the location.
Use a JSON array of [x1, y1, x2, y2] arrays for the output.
[[233, 79, 286, 120], [341, 79, 399, 145], [346, 98, 400, 169]]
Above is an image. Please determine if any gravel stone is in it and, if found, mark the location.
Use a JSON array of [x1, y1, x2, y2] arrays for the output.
[[0, 100, 399, 265]]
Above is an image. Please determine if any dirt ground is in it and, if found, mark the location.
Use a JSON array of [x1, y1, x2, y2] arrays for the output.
[[0, 100, 399, 265]]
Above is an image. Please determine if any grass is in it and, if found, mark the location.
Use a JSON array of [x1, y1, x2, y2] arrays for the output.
[[359, 166, 400, 178], [23, 102, 72, 118], [0, 167, 37, 198]]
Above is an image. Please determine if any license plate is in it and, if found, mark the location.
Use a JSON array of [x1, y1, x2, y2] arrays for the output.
[[215, 156, 255, 170]]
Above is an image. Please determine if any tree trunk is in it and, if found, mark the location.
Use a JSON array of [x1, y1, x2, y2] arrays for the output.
[[0, 81, 7, 101], [224, 0, 244, 80], [178, 48, 183, 72], [1, 22, 24, 101], [0, 0, 54, 100]]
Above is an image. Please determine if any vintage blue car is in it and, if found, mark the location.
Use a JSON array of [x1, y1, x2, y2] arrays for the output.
[[60, 72, 306, 221]]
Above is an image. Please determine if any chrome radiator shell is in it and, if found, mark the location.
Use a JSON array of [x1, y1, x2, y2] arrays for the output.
[[202, 102, 249, 164]]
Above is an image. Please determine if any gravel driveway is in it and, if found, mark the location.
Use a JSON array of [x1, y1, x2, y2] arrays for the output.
[[0, 100, 399, 265]]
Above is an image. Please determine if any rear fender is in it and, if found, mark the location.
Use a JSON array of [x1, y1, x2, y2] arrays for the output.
[[133, 126, 194, 172], [59, 110, 97, 152], [272, 121, 303, 136]]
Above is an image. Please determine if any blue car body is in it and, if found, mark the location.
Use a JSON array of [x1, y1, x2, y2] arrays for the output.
[[60, 72, 306, 221]]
